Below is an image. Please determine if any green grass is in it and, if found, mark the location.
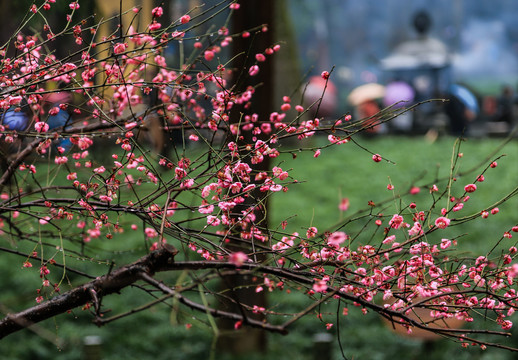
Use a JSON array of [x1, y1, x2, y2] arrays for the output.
[[270, 135, 518, 255], [1, 134, 518, 359]]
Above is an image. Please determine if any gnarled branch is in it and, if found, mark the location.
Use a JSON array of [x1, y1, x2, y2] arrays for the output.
[[0, 245, 178, 339]]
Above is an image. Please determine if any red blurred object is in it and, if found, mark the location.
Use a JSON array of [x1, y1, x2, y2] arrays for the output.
[[42, 91, 73, 105], [304, 76, 337, 118]]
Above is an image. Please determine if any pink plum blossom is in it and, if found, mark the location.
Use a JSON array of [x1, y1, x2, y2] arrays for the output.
[[152, 6, 163, 17], [435, 216, 451, 229], [313, 279, 327, 293], [339, 198, 349, 211], [249, 65, 259, 76], [464, 184, 477, 193], [35, 122, 49, 133], [327, 231, 347, 248], [229, 252, 248, 267]]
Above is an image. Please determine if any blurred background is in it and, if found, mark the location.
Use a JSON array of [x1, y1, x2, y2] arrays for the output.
[[288, 0, 518, 136], [291, 0, 518, 93], [2, 0, 518, 135]]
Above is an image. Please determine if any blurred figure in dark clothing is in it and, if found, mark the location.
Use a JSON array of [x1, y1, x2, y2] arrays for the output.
[[444, 84, 478, 136], [494, 85, 514, 125], [445, 96, 476, 136]]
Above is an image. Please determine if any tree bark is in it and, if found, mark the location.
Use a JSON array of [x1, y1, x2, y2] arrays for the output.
[[216, 0, 276, 354]]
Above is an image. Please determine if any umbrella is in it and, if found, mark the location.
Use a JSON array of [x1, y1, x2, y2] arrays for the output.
[[449, 84, 479, 114], [348, 83, 385, 106], [383, 81, 415, 108]]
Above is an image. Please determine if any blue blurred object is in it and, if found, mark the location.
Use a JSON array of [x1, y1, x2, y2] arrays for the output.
[[449, 84, 479, 114], [57, 138, 73, 151], [47, 108, 71, 130], [1, 104, 73, 151], [1, 107, 29, 131], [47, 107, 73, 151]]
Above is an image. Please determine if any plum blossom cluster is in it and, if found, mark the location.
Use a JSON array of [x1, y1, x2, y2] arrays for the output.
[[1, 1, 518, 353]]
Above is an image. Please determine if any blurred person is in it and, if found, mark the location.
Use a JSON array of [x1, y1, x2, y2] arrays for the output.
[[304, 76, 338, 120], [1, 98, 32, 173], [348, 83, 386, 134], [358, 99, 384, 134], [444, 95, 476, 136], [444, 84, 478, 136], [494, 85, 514, 125], [1, 103, 30, 132]]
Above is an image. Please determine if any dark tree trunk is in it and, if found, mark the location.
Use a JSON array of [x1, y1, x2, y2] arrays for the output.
[[216, 0, 276, 354]]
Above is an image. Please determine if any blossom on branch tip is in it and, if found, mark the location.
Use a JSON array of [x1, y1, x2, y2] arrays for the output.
[[382, 235, 395, 245], [435, 216, 450, 229], [249, 65, 259, 76], [255, 53, 266, 62], [464, 184, 477, 193], [151, 6, 163, 17], [280, 103, 291, 112], [207, 215, 220, 226]]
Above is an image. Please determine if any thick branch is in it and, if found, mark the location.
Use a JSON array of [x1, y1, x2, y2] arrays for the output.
[[1, 256, 513, 345], [0, 245, 178, 339], [0, 138, 41, 189]]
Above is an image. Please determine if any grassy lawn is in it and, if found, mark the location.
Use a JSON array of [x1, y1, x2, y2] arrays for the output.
[[1, 134, 518, 359], [270, 135, 518, 255]]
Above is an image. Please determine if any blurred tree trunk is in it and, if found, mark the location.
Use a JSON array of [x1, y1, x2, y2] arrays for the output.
[[216, 0, 275, 354]]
